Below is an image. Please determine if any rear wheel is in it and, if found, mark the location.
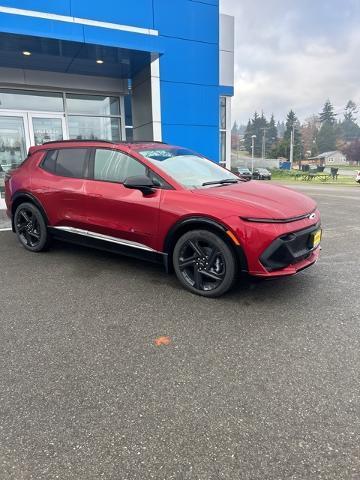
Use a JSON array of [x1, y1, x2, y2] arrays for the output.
[[173, 229, 237, 297], [14, 202, 50, 252]]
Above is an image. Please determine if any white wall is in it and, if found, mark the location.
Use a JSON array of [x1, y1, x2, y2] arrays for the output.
[[131, 58, 162, 141], [219, 14, 234, 88]]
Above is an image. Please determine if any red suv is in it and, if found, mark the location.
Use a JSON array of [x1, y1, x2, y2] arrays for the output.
[[5, 140, 321, 297]]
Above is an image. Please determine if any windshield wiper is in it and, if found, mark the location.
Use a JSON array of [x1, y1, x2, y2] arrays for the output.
[[202, 179, 239, 186]]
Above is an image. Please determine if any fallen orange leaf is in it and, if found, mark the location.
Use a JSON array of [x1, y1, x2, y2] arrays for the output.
[[154, 336, 171, 346]]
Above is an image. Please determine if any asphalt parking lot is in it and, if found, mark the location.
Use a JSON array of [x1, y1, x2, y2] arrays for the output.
[[0, 184, 359, 480]]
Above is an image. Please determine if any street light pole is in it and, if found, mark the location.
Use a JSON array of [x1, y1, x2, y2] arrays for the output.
[[260, 127, 269, 162], [251, 135, 256, 173], [289, 124, 294, 169], [262, 129, 266, 161]]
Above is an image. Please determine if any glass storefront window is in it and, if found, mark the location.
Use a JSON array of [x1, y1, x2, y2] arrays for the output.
[[32, 117, 64, 145], [220, 131, 226, 165], [0, 116, 27, 198], [0, 89, 64, 112], [0, 90, 124, 152], [66, 94, 120, 116], [68, 116, 121, 141], [0, 116, 27, 170], [220, 96, 226, 130]]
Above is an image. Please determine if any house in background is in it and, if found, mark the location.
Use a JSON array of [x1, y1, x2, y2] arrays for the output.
[[309, 151, 348, 166]]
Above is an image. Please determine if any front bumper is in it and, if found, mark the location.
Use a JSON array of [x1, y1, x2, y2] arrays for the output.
[[224, 210, 322, 278], [255, 246, 320, 278], [260, 222, 321, 272]]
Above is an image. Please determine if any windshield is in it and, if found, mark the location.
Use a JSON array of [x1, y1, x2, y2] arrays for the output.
[[139, 148, 239, 188]]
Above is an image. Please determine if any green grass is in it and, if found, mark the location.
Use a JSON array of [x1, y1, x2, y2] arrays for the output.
[[326, 164, 359, 171], [270, 169, 358, 186]]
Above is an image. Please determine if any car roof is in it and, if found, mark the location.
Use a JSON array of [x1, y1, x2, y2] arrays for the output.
[[28, 140, 171, 155]]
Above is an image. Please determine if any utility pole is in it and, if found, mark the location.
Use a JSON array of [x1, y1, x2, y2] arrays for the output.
[[251, 135, 256, 173], [261, 127, 269, 162], [289, 124, 294, 169]]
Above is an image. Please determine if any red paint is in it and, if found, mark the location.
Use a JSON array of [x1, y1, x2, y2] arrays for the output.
[[5, 141, 321, 277]]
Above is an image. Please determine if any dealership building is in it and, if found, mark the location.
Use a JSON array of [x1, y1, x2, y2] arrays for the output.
[[0, 0, 234, 205]]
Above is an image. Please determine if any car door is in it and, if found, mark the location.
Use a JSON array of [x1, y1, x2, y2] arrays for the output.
[[83, 148, 161, 251], [35, 147, 91, 229]]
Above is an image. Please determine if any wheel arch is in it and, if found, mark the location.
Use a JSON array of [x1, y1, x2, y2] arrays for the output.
[[163, 216, 248, 273], [11, 192, 49, 232]]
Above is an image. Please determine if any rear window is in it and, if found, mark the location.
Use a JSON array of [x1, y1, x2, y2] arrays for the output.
[[56, 149, 88, 178], [41, 148, 88, 178], [42, 150, 57, 173]]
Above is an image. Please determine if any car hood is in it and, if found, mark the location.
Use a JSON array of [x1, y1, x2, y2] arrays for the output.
[[192, 181, 317, 219]]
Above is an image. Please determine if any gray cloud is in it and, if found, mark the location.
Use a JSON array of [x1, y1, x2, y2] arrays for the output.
[[220, 0, 360, 125]]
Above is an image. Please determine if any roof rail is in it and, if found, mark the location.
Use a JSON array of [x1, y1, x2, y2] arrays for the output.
[[129, 140, 168, 144], [42, 139, 115, 145], [42, 139, 168, 146]]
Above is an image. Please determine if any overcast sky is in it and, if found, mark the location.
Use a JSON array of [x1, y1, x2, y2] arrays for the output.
[[220, 0, 360, 126]]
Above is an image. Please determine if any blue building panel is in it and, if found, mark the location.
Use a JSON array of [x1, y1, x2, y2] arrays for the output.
[[163, 124, 219, 161], [0, 0, 72, 15], [161, 82, 219, 127], [219, 85, 234, 96], [154, 0, 218, 44], [158, 36, 218, 85], [71, 0, 155, 30]]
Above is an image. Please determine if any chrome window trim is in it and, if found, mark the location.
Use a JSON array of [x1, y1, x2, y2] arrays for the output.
[[53, 226, 157, 252]]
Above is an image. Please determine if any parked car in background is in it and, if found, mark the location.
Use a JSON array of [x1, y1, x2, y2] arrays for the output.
[[356, 171, 360, 183], [5, 140, 321, 297], [253, 168, 272, 180], [231, 167, 252, 181]]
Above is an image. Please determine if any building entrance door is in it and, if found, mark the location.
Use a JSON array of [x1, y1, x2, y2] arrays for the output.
[[0, 113, 29, 207], [0, 114, 29, 170], [0, 112, 67, 206], [28, 113, 67, 146]]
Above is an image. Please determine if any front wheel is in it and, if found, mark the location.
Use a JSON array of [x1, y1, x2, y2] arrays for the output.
[[173, 229, 237, 297], [14, 202, 50, 252]]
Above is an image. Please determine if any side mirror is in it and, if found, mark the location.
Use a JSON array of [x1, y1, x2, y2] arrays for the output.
[[123, 175, 155, 195]]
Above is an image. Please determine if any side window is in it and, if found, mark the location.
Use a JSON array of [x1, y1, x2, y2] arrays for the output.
[[55, 148, 88, 178], [94, 149, 147, 183], [42, 150, 58, 173]]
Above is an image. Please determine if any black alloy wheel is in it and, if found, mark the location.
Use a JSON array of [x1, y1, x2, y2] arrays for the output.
[[173, 229, 237, 297], [14, 202, 49, 252]]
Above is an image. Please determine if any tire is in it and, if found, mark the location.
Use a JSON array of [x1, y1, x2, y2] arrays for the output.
[[173, 229, 237, 297], [14, 202, 50, 252]]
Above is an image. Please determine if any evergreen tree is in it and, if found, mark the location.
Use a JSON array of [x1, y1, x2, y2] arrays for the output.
[[283, 110, 302, 160], [244, 112, 268, 157], [319, 99, 337, 125], [277, 121, 286, 138], [266, 114, 278, 156], [317, 122, 337, 152], [244, 118, 254, 154], [317, 100, 337, 152]]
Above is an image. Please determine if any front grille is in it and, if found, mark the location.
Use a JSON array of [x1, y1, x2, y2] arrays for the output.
[[260, 223, 320, 271]]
